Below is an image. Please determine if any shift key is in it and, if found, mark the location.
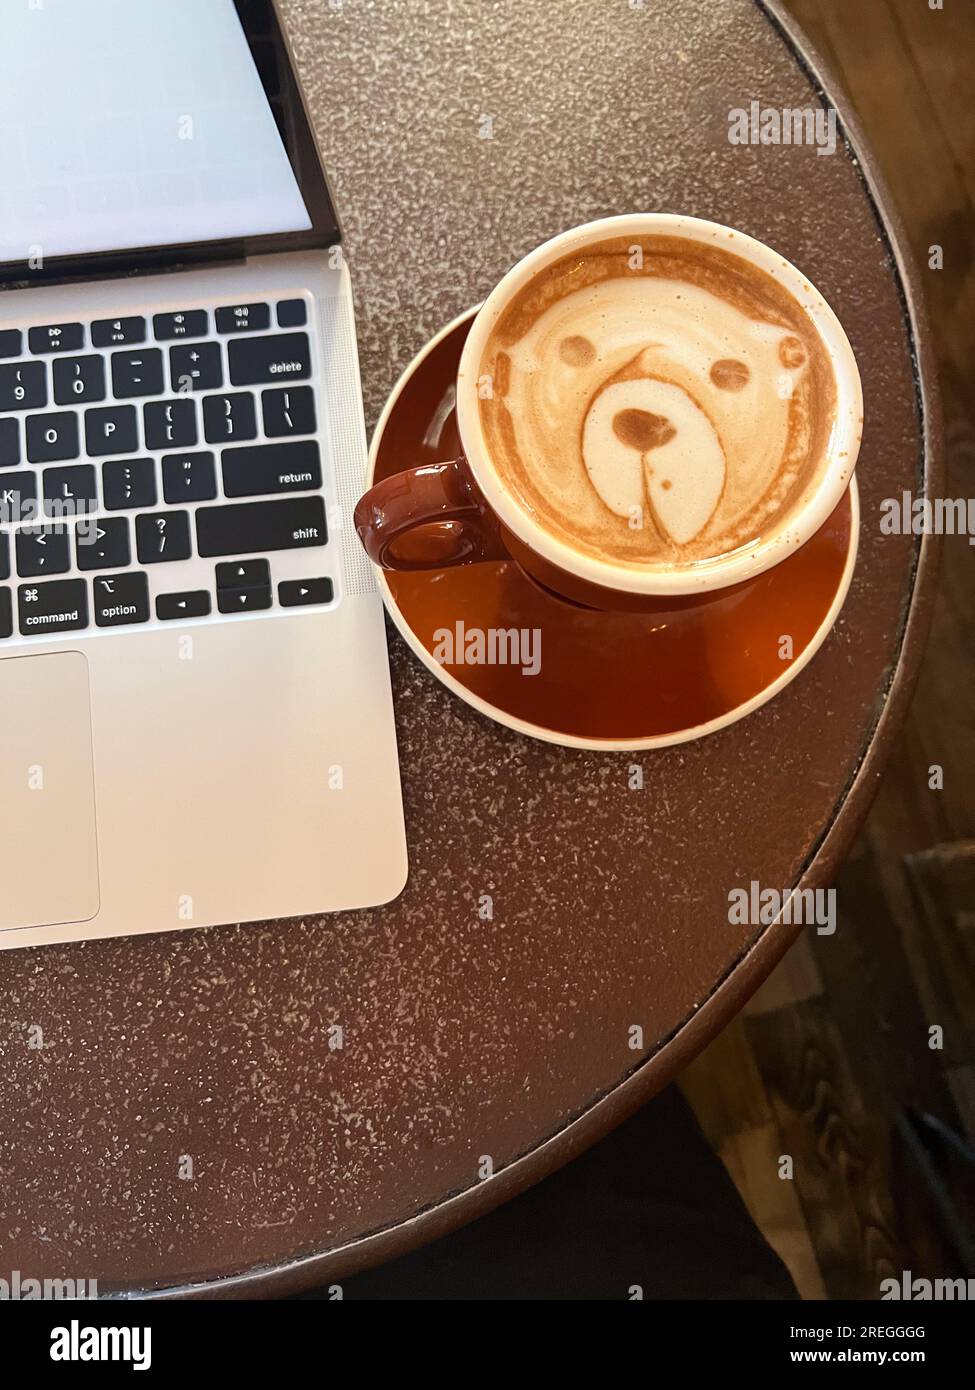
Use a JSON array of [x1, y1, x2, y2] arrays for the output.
[[228, 332, 310, 386], [196, 495, 327, 558]]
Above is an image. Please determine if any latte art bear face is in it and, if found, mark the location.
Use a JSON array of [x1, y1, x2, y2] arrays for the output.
[[479, 236, 837, 570]]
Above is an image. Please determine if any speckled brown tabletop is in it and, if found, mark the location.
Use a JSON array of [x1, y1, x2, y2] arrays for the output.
[[0, 0, 940, 1296]]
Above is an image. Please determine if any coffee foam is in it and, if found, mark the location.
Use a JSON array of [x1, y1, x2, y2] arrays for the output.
[[478, 236, 837, 569]]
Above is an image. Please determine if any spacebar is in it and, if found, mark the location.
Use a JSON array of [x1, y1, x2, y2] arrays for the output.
[[196, 496, 328, 557]]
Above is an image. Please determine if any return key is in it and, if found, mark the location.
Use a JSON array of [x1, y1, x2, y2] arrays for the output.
[[222, 440, 322, 498]]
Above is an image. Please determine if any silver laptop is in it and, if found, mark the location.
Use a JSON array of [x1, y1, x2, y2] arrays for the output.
[[0, 0, 408, 950]]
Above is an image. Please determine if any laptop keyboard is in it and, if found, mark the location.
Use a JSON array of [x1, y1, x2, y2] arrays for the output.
[[0, 294, 337, 642]]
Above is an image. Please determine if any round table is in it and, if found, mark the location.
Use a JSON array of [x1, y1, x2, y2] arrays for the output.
[[0, 0, 940, 1296]]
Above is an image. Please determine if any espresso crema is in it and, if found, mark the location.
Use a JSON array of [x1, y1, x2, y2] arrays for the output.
[[478, 235, 838, 568]]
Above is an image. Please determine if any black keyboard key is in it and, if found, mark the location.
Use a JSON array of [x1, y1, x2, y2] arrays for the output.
[[0, 418, 20, 466], [279, 577, 333, 607], [156, 590, 211, 621], [216, 559, 269, 590], [93, 572, 149, 627], [203, 392, 257, 444], [0, 470, 38, 525], [0, 361, 47, 411], [111, 348, 164, 399], [262, 385, 316, 438], [29, 323, 84, 354], [170, 342, 223, 392], [228, 332, 310, 387], [162, 450, 217, 503], [153, 310, 209, 341], [15, 525, 71, 577], [277, 298, 307, 328], [215, 302, 271, 334], [85, 404, 139, 456], [18, 578, 88, 635], [0, 330, 23, 359], [217, 585, 272, 614], [102, 457, 156, 511], [0, 587, 10, 638], [136, 510, 192, 564], [26, 412, 80, 464], [222, 439, 321, 498], [76, 516, 130, 571], [91, 316, 146, 348], [144, 398, 197, 450], [53, 354, 106, 406], [42, 464, 97, 517], [196, 495, 327, 558], [0, 534, 8, 581]]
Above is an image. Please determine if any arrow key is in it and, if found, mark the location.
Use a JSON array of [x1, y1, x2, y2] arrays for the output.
[[156, 590, 211, 621], [215, 559, 269, 591], [217, 585, 272, 614], [278, 578, 333, 608]]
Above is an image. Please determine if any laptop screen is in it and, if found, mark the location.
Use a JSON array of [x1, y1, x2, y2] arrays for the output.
[[0, 0, 333, 271]]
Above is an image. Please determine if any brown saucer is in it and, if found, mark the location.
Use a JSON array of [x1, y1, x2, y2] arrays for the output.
[[367, 309, 858, 750]]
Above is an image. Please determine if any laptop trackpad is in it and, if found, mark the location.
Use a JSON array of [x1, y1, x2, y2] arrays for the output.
[[0, 653, 99, 932]]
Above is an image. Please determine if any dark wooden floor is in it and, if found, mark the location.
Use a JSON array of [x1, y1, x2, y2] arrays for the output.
[[681, 0, 975, 1300]]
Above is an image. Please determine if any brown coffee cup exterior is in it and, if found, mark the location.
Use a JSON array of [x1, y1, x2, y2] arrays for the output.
[[355, 450, 782, 613]]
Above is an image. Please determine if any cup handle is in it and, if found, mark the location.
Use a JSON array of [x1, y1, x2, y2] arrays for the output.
[[354, 460, 509, 571]]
